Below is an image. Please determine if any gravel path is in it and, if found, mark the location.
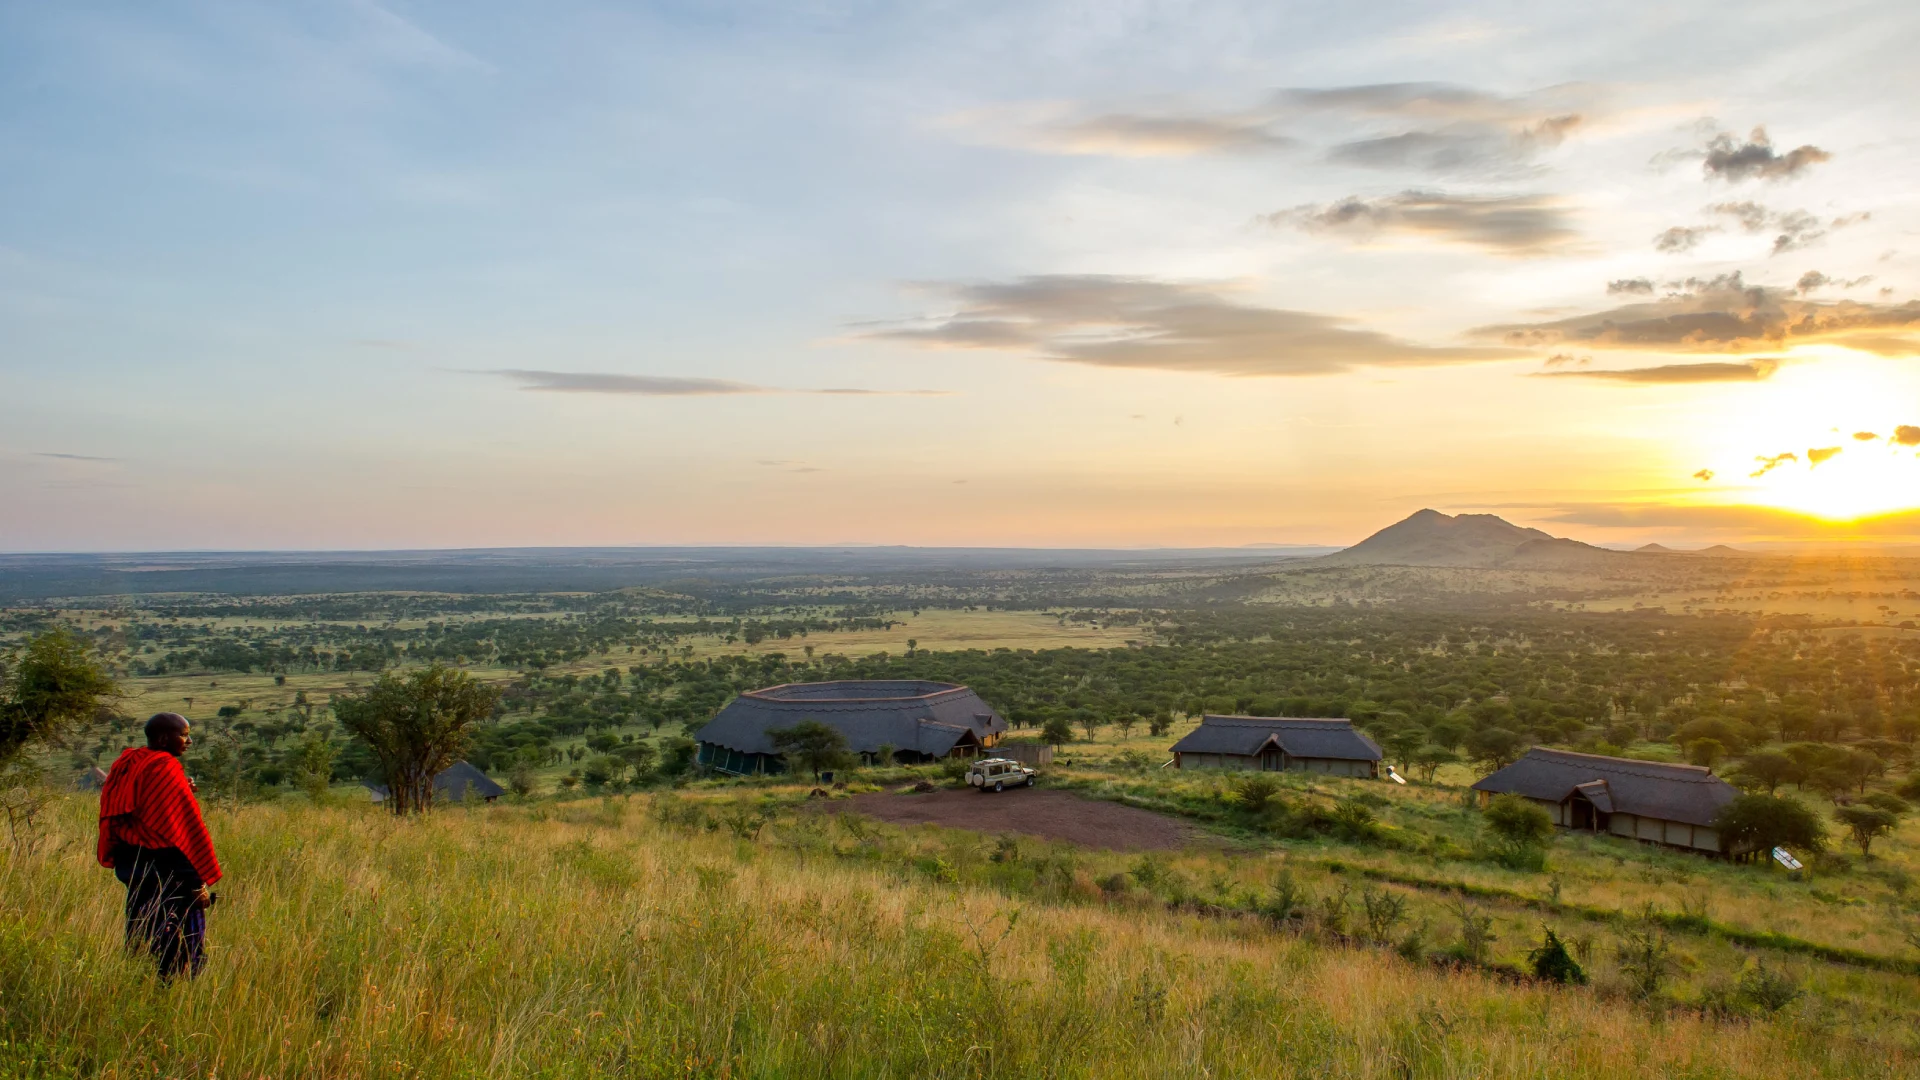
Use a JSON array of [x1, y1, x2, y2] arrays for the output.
[[824, 787, 1198, 851]]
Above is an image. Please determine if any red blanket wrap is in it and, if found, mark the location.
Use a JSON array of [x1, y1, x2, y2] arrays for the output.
[[97, 747, 223, 886]]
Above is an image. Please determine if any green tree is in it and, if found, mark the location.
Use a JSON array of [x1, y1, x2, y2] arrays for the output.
[[2, 630, 119, 843], [1711, 794, 1825, 856], [1, 629, 119, 770], [335, 665, 501, 815], [291, 723, 338, 803], [1733, 750, 1803, 795], [1834, 805, 1899, 859], [1465, 727, 1525, 771], [1041, 715, 1075, 747], [1684, 737, 1727, 769], [768, 719, 852, 781], [1411, 744, 1458, 783]]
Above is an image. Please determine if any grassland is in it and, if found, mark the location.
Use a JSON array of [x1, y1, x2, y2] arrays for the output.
[[6, 790, 1917, 1080]]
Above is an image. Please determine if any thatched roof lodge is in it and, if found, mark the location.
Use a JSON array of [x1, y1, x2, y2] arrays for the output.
[[1170, 716, 1382, 777], [1471, 747, 1743, 855], [695, 680, 1007, 775], [366, 760, 505, 804]]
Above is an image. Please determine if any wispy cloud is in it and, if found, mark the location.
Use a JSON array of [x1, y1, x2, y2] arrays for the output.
[[1264, 191, 1577, 255], [857, 276, 1514, 377], [490, 370, 950, 397], [35, 451, 120, 463], [1534, 358, 1778, 383], [1476, 272, 1920, 355], [953, 81, 1596, 175]]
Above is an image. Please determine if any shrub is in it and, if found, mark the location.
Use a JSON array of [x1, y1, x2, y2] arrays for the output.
[[1263, 868, 1308, 922], [1359, 885, 1407, 943], [1527, 928, 1587, 985], [1230, 773, 1284, 815], [1734, 960, 1800, 1015], [1483, 794, 1554, 846]]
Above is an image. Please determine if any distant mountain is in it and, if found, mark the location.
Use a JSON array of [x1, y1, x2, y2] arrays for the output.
[[1634, 542, 1750, 557], [1321, 509, 1620, 568]]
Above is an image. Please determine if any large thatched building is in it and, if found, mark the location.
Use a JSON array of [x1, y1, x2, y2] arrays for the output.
[[695, 680, 1007, 775], [1471, 748, 1742, 855], [1169, 716, 1382, 777]]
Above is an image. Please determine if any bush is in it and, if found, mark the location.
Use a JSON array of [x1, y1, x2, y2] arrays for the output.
[[1230, 773, 1285, 815], [1483, 794, 1554, 846], [1711, 793, 1825, 857], [1527, 928, 1587, 985]]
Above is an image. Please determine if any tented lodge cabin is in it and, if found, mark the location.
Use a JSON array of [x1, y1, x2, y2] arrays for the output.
[[695, 680, 1007, 775], [1169, 716, 1382, 777], [1471, 747, 1745, 856]]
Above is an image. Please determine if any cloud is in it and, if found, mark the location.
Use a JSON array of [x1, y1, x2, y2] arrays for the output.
[[1266, 191, 1576, 255], [1543, 353, 1590, 367], [1797, 271, 1830, 293], [1806, 445, 1843, 466], [491, 371, 950, 396], [1751, 452, 1797, 477], [497, 371, 768, 395], [34, 451, 120, 462], [1707, 203, 1866, 256], [1853, 431, 1880, 442], [1895, 425, 1920, 447], [857, 276, 1515, 377], [1693, 468, 1714, 481], [1608, 278, 1654, 295], [1535, 358, 1778, 384], [1474, 271, 1920, 355], [964, 81, 1594, 174], [1654, 225, 1717, 253], [1698, 127, 1831, 182], [1028, 114, 1294, 157]]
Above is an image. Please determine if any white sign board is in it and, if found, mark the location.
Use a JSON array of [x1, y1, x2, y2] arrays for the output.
[[1772, 847, 1803, 871], [1386, 766, 1407, 785]]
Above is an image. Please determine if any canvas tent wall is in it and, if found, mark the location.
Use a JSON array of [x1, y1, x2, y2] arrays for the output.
[[1470, 747, 1741, 855], [1169, 716, 1381, 777], [695, 680, 1007, 775]]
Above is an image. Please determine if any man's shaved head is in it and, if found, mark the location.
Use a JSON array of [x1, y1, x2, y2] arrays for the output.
[[145, 712, 191, 751]]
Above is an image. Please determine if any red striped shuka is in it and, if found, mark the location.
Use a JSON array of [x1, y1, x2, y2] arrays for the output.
[[97, 747, 223, 885]]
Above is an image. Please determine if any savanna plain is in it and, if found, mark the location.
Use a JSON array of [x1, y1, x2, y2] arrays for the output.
[[5, 543, 1920, 1079]]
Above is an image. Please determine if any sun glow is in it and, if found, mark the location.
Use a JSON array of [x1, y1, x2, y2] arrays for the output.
[[1699, 353, 1920, 522]]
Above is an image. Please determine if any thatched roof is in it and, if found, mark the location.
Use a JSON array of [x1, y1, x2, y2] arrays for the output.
[[1170, 716, 1382, 762], [696, 680, 1005, 757], [366, 760, 505, 803], [1471, 748, 1736, 827]]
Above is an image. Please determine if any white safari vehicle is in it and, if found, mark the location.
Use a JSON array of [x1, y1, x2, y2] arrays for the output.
[[967, 757, 1036, 793]]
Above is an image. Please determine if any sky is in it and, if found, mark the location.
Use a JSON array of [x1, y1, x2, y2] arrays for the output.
[[4, 0, 1920, 552]]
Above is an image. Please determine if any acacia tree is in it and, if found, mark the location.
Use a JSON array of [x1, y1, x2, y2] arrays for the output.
[[335, 665, 500, 815], [1834, 805, 1899, 859], [769, 719, 852, 781], [1, 629, 120, 842]]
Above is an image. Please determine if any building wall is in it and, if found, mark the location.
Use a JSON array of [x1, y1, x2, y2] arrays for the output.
[[1177, 752, 1373, 776]]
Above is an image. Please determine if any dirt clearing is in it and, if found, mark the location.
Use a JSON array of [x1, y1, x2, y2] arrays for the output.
[[824, 788, 1200, 851]]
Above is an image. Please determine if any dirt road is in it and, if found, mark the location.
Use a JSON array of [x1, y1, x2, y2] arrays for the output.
[[824, 787, 1198, 851]]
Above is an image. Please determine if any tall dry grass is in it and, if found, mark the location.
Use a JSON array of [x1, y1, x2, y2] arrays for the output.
[[2, 793, 1911, 1079]]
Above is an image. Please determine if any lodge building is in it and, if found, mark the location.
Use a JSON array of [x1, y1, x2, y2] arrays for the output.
[[695, 680, 1006, 775], [1471, 747, 1744, 855], [1169, 716, 1383, 777]]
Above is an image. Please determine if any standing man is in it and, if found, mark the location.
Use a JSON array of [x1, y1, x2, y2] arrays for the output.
[[97, 713, 222, 981]]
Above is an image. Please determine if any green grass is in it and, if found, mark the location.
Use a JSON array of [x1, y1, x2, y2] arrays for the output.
[[5, 790, 1918, 1079]]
